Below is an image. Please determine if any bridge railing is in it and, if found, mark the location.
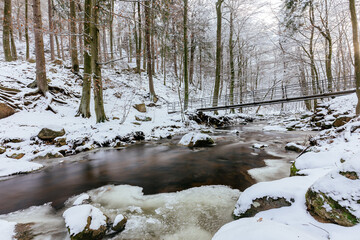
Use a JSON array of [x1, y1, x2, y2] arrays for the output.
[[167, 76, 356, 113]]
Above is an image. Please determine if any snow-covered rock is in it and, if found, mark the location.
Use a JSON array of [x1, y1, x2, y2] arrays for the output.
[[73, 194, 91, 206], [252, 143, 268, 149], [62, 204, 108, 240], [285, 142, 305, 153], [112, 214, 127, 232], [306, 169, 360, 226], [178, 132, 214, 147]]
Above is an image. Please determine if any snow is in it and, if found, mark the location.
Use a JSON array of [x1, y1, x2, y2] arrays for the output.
[[0, 219, 16, 240], [263, 125, 287, 131], [0, 158, 43, 177], [213, 218, 319, 240], [178, 132, 213, 146], [113, 214, 125, 227], [73, 193, 90, 206], [62, 204, 107, 235]]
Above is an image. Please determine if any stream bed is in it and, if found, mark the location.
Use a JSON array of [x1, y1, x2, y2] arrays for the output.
[[0, 123, 312, 239]]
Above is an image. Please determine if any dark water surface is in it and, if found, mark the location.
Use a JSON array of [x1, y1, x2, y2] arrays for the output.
[[0, 127, 291, 214]]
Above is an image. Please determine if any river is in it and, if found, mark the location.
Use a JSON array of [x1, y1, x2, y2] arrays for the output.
[[0, 123, 312, 239]]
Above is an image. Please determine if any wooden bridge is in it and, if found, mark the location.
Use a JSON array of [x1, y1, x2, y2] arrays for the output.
[[167, 76, 357, 113]]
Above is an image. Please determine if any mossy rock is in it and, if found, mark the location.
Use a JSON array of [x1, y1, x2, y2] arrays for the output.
[[135, 115, 152, 122], [27, 58, 36, 63], [8, 153, 25, 159], [306, 189, 359, 226], [234, 197, 293, 219]]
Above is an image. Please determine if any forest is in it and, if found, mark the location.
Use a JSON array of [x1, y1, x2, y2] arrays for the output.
[[1, 0, 360, 239]]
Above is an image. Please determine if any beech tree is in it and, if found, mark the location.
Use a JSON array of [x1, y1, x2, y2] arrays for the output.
[[92, 0, 107, 123], [212, 0, 224, 108], [3, 0, 17, 61], [183, 0, 189, 110], [349, 0, 360, 115], [70, 0, 79, 73], [33, 0, 48, 95]]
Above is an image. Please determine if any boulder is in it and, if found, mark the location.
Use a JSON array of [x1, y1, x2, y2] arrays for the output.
[[63, 205, 108, 240], [133, 103, 147, 113], [178, 132, 215, 147], [38, 128, 65, 141], [55, 138, 67, 147], [306, 171, 360, 226], [112, 214, 127, 232], [333, 116, 353, 128], [0, 103, 15, 119], [234, 197, 293, 219], [285, 142, 305, 153], [7, 153, 25, 159]]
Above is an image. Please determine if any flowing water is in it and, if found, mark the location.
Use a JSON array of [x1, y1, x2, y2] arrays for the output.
[[0, 123, 312, 239]]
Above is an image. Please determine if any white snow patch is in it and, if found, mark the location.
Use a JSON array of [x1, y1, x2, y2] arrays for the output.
[[0, 219, 16, 240], [73, 194, 90, 206], [213, 218, 319, 240], [263, 125, 287, 131]]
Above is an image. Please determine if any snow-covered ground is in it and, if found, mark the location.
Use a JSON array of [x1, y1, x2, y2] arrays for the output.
[[214, 94, 360, 240]]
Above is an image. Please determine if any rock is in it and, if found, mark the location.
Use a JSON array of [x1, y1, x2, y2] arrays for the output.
[[40, 152, 64, 159], [132, 122, 141, 126], [188, 111, 231, 127], [112, 214, 127, 232], [38, 128, 65, 141], [333, 116, 353, 128], [133, 131, 145, 141], [306, 189, 359, 226], [133, 103, 146, 113], [15, 223, 35, 240], [7, 153, 25, 159], [234, 197, 293, 219], [63, 205, 108, 240], [135, 115, 152, 122], [178, 132, 215, 147], [285, 142, 305, 153], [0, 147, 6, 154], [27, 58, 36, 63], [290, 162, 302, 176], [55, 138, 67, 147], [252, 143, 268, 149], [339, 171, 359, 180], [112, 117, 120, 120], [306, 171, 360, 226], [0, 103, 15, 119], [52, 59, 63, 65]]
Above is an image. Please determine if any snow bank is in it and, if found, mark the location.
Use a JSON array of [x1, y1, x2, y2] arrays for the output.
[[213, 218, 319, 240]]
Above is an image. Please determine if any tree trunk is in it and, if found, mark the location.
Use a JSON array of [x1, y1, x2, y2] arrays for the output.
[[349, 0, 360, 115], [70, 0, 79, 73], [212, 0, 223, 108], [183, 0, 189, 110], [145, 0, 156, 101], [33, 0, 48, 95], [172, 21, 178, 79], [189, 33, 196, 85], [25, 0, 30, 60], [229, 11, 235, 113], [137, 1, 142, 74], [110, 0, 114, 67], [91, 0, 107, 123], [3, 0, 14, 61], [77, 0, 92, 118], [48, 0, 55, 61]]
